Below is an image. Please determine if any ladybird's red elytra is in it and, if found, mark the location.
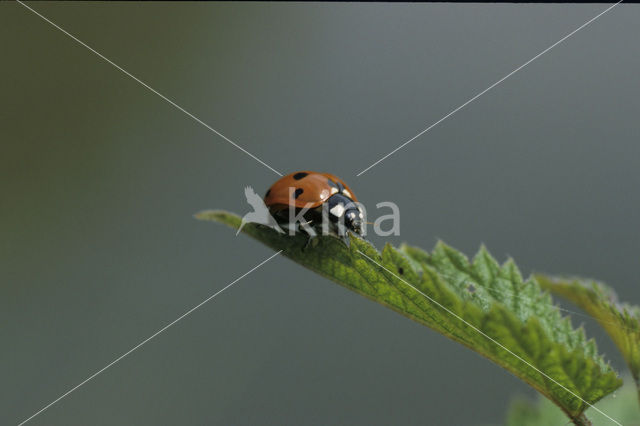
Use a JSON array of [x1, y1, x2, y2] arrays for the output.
[[264, 171, 357, 209], [263, 171, 364, 242]]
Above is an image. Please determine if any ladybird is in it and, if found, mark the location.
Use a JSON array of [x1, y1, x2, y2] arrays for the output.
[[264, 171, 364, 244]]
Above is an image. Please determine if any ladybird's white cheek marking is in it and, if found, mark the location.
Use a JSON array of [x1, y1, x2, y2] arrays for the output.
[[330, 204, 345, 217], [343, 189, 352, 198]]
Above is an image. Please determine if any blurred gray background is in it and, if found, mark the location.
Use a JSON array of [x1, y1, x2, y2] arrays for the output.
[[1, 2, 639, 425]]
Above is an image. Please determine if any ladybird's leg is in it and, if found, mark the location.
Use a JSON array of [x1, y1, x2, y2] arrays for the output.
[[299, 221, 317, 250], [303, 234, 316, 250], [279, 221, 298, 235], [309, 236, 320, 248], [297, 207, 322, 249], [298, 219, 317, 237], [336, 221, 347, 236], [269, 207, 293, 235], [335, 222, 350, 248]]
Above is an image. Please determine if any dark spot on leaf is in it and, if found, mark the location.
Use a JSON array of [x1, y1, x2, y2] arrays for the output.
[[293, 172, 308, 180], [294, 188, 304, 199], [398, 267, 404, 275], [467, 284, 476, 293]]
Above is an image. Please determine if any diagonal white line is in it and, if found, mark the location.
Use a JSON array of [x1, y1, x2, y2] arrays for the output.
[[357, 250, 622, 426], [17, 250, 283, 426], [356, 1, 622, 177], [16, 0, 283, 177]]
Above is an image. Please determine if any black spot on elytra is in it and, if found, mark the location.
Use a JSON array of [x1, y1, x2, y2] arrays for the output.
[[398, 267, 404, 275], [265, 189, 271, 197], [293, 172, 308, 180], [294, 188, 304, 199]]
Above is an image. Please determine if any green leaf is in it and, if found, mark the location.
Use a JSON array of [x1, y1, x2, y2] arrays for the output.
[[504, 375, 640, 426], [536, 274, 640, 402], [196, 210, 622, 423]]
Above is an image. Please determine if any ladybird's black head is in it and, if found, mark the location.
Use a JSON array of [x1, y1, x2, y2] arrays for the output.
[[345, 207, 364, 236], [327, 193, 364, 236]]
